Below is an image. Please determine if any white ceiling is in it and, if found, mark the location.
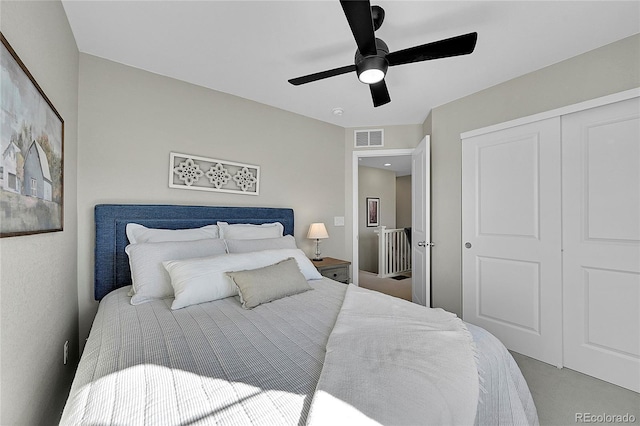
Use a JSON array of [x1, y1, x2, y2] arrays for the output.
[[61, 1, 639, 128], [359, 155, 411, 176]]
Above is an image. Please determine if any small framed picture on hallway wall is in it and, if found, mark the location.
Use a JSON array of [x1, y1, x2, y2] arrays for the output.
[[366, 197, 379, 227]]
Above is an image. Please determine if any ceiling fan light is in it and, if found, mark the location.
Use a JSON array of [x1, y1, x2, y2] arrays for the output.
[[358, 68, 385, 84], [356, 55, 388, 84]]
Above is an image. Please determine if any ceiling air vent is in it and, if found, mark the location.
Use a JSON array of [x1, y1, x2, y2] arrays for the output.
[[354, 129, 384, 148]]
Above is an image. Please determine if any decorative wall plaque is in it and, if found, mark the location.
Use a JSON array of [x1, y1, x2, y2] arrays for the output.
[[169, 152, 259, 195]]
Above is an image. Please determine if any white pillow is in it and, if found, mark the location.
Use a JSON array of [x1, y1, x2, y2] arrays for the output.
[[163, 248, 322, 310], [126, 223, 219, 244], [217, 221, 284, 240], [225, 235, 297, 253], [125, 238, 228, 305]]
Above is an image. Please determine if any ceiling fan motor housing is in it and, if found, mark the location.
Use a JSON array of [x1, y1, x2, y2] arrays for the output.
[[355, 38, 389, 84]]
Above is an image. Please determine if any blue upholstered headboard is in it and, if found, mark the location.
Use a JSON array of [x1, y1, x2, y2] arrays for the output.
[[94, 204, 294, 300]]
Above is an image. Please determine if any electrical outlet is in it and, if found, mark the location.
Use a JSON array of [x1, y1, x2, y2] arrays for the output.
[[63, 340, 69, 365]]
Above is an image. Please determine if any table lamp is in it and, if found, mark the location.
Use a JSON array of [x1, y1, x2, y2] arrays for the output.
[[307, 222, 329, 261]]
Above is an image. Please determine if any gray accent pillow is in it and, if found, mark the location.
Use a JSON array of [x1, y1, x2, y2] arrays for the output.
[[227, 257, 312, 309], [225, 235, 297, 253]]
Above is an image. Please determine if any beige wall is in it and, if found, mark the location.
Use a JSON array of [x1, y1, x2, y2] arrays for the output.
[[396, 175, 411, 229], [0, 1, 79, 423], [422, 110, 432, 139], [427, 34, 640, 316], [77, 54, 346, 343], [358, 166, 396, 273]]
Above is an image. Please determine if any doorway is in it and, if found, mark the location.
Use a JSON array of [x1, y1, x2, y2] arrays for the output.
[[351, 147, 415, 290], [352, 137, 431, 305]]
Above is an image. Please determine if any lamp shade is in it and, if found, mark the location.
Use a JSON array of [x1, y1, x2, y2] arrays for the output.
[[307, 223, 329, 239]]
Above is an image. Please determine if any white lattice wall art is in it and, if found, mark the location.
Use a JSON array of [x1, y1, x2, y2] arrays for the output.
[[169, 152, 260, 195]]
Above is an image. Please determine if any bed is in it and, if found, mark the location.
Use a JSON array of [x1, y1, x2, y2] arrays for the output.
[[61, 204, 538, 425]]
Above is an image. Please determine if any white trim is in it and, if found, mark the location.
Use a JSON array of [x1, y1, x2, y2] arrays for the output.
[[461, 88, 640, 139], [352, 148, 414, 286]]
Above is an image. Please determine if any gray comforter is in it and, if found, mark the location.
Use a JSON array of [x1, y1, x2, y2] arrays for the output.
[[61, 279, 538, 425]]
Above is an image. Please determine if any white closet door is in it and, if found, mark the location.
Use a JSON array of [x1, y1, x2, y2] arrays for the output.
[[562, 97, 640, 392], [462, 117, 563, 367]]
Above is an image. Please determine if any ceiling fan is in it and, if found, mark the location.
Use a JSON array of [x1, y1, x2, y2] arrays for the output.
[[288, 1, 478, 107]]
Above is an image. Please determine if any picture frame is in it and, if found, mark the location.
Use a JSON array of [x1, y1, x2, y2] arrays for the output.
[[1, 33, 64, 237], [366, 197, 380, 227]]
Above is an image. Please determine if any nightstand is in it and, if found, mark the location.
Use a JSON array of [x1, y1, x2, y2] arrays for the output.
[[311, 257, 351, 284]]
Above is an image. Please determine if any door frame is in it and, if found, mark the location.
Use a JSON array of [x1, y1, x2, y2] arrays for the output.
[[352, 148, 414, 286]]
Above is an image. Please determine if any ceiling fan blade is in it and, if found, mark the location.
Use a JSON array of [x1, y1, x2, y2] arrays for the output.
[[340, 0, 377, 56], [370, 79, 390, 107], [387, 32, 478, 66], [288, 64, 356, 86]]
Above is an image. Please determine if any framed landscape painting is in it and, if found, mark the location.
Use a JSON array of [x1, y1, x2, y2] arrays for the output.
[[1, 33, 64, 237]]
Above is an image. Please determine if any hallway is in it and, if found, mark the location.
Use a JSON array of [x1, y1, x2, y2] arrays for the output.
[[358, 270, 412, 301]]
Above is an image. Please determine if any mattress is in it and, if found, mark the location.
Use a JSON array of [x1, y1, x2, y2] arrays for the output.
[[61, 278, 538, 425]]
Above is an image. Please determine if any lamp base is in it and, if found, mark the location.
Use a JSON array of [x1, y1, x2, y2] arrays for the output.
[[313, 239, 323, 262], [312, 257, 324, 261]]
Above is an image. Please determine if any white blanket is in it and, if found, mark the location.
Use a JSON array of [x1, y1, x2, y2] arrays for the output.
[[307, 284, 479, 426]]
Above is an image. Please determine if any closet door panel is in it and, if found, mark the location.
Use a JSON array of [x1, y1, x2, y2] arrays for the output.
[[562, 97, 640, 392], [462, 117, 562, 367]]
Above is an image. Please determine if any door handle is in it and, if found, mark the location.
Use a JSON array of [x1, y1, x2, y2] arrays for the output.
[[417, 241, 434, 247]]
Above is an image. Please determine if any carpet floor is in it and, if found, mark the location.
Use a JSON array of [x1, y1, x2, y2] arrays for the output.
[[358, 270, 412, 301]]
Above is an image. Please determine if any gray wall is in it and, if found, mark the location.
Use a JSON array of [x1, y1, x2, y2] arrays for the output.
[[77, 54, 346, 344], [426, 34, 640, 316], [358, 166, 397, 273], [0, 1, 79, 424]]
